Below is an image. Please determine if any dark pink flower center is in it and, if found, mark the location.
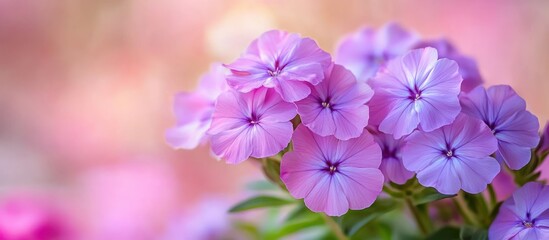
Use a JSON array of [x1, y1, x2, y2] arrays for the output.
[[408, 85, 422, 101], [248, 112, 260, 125], [324, 161, 340, 175], [319, 97, 333, 110], [267, 59, 285, 77]]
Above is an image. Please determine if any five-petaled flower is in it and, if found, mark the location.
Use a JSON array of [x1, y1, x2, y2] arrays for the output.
[[280, 125, 384, 216], [295, 64, 373, 140], [460, 85, 540, 170], [490, 182, 549, 239], [208, 88, 296, 164], [369, 47, 463, 139], [402, 113, 500, 195], [224, 30, 332, 102]]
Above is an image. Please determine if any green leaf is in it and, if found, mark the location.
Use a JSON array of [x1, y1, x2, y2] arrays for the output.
[[285, 202, 315, 222], [340, 198, 400, 237], [229, 195, 295, 213], [245, 180, 278, 191], [460, 225, 488, 240], [268, 214, 324, 239], [412, 187, 456, 205], [426, 226, 460, 240]]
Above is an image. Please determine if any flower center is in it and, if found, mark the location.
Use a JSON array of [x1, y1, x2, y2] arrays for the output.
[[446, 150, 453, 157], [325, 161, 339, 175], [523, 221, 534, 228], [321, 101, 331, 108], [414, 93, 421, 101], [268, 69, 282, 77], [268, 59, 283, 77], [249, 113, 260, 125]]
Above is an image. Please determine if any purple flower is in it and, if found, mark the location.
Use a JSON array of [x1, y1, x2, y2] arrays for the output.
[[280, 125, 383, 216], [335, 22, 418, 82], [208, 87, 296, 164], [369, 128, 414, 184], [225, 30, 332, 102], [368, 47, 463, 139], [295, 64, 373, 140], [489, 182, 549, 239], [165, 63, 227, 149], [402, 113, 500, 194], [414, 39, 483, 92], [460, 85, 540, 170]]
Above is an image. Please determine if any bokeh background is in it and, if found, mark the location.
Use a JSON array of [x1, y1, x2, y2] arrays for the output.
[[0, 0, 548, 239]]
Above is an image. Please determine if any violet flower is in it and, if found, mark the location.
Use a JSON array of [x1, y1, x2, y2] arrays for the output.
[[208, 88, 296, 164], [369, 128, 414, 184], [280, 125, 383, 216], [402, 113, 500, 195], [335, 22, 418, 83], [415, 39, 483, 92], [295, 64, 373, 140], [489, 182, 549, 239], [460, 85, 540, 170], [368, 47, 463, 139], [225, 30, 332, 102], [166, 63, 227, 149]]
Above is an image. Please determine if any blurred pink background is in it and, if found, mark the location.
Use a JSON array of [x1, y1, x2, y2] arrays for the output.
[[0, 0, 548, 238]]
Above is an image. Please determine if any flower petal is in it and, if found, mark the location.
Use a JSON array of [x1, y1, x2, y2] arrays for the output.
[[334, 168, 384, 210]]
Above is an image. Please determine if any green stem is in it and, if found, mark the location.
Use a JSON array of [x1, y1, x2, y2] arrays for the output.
[[405, 198, 430, 236], [453, 194, 478, 226], [321, 214, 348, 240]]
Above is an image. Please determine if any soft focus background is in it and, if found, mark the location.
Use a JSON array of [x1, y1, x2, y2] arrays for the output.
[[0, 0, 548, 239]]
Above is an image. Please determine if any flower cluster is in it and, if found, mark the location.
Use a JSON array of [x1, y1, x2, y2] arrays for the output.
[[168, 23, 547, 239]]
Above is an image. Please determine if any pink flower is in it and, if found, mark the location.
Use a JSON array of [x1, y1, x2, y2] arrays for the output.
[[335, 22, 419, 82], [0, 196, 71, 240], [208, 88, 296, 164], [295, 64, 373, 140], [165, 63, 227, 149], [368, 47, 463, 139], [280, 125, 383, 216], [225, 30, 332, 102]]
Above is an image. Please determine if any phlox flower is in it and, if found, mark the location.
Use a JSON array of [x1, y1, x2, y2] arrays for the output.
[[225, 30, 332, 102], [280, 125, 383, 216], [295, 64, 373, 140], [335, 22, 418, 82], [489, 182, 549, 239], [369, 128, 414, 184], [415, 39, 483, 92], [165, 63, 227, 149], [402, 113, 500, 195], [208, 88, 296, 164], [460, 85, 540, 170], [368, 47, 463, 139]]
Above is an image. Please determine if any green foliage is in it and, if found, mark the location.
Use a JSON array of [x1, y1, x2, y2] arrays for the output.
[[412, 187, 456, 206], [229, 195, 295, 213], [426, 226, 460, 240], [338, 198, 400, 237], [459, 225, 488, 240]]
